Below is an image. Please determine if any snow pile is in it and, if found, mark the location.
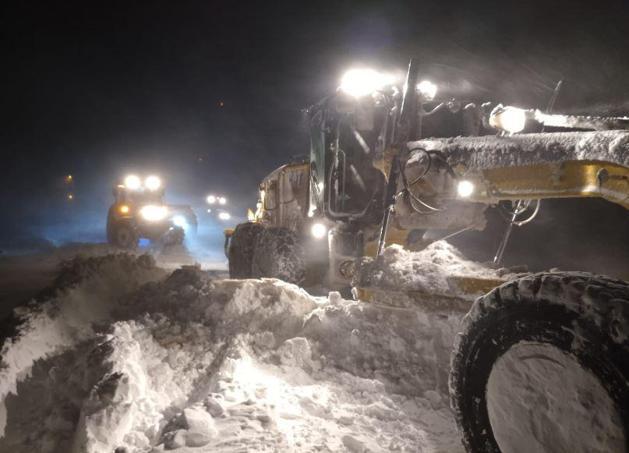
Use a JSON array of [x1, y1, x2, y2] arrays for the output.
[[362, 241, 504, 296], [0, 252, 470, 452]]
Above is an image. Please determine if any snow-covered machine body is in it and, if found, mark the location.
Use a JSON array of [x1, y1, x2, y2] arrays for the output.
[[228, 61, 629, 288]]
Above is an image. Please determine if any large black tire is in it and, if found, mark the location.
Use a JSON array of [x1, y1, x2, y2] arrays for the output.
[[107, 220, 139, 249], [228, 222, 264, 279], [252, 227, 305, 285], [450, 272, 629, 453]]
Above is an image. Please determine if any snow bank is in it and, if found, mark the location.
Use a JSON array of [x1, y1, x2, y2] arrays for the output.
[[0, 249, 472, 452]]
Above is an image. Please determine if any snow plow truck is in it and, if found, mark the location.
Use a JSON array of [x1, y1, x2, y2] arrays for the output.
[[107, 174, 197, 248], [226, 60, 629, 452]]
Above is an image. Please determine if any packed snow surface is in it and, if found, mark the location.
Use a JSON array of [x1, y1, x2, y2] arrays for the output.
[[0, 251, 468, 452]]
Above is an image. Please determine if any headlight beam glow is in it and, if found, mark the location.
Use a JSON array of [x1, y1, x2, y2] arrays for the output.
[[145, 175, 162, 191], [416, 80, 438, 101], [124, 174, 142, 190], [140, 205, 169, 221], [457, 180, 475, 198], [339, 68, 395, 98], [489, 106, 527, 134], [311, 222, 328, 239]]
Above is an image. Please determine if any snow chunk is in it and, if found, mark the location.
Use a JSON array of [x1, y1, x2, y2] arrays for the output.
[[363, 241, 502, 295]]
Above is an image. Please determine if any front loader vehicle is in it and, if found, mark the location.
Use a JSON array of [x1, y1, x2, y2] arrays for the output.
[[107, 174, 197, 249], [228, 59, 629, 451]]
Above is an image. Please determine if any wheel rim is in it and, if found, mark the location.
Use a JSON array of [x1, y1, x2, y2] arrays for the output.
[[486, 341, 625, 453]]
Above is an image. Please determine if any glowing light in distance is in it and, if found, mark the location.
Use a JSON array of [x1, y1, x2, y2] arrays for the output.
[[339, 69, 395, 97], [218, 212, 231, 221], [124, 174, 142, 190], [67, 193, 74, 200], [311, 222, 327, 239], [490, 106, 527, 133], [457, 180, 475, 198], [218, 196, 227, 205], [140, 205, 168, 221], [206, 195, 217, 204], [417, 80, 438, 101], [119, 204, 130, 214], [145, 175, 161, 191]]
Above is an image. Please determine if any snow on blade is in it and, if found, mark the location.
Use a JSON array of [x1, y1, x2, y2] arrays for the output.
[[364, 241, 501, 295], [410, 130, 629, 170]]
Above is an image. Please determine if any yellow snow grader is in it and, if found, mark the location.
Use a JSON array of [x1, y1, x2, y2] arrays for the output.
[[227, 60, 629, 451]]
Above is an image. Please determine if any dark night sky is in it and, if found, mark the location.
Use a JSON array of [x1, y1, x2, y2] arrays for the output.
[[1, 0, 628, 270]]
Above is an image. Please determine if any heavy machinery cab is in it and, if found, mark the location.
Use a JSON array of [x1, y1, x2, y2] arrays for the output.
[[308, 95, 393, 224], [253, 161, 310, 231]]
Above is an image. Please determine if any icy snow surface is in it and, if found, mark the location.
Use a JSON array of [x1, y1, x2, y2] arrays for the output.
[[0, 247, 474, 452]]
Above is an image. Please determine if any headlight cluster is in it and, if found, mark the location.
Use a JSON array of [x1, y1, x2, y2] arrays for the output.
[[123, 174, 162, 191], [207, 195, 227, 205], [140, 205, 168, 221]]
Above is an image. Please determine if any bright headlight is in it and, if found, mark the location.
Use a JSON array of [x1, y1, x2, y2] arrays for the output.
[[218, 212, 231, 221], [145, 175, 161, 191], [172, 215, 188, 229], [140, 205, 168, 221], [218, 196, 227, 205], [489, 105, 527, 134], [416, 80, 437, 101], [339, 69, 395, 98], [206, 195, 217, 204], [310, 222, 327, 239], [124, 174, 142, 190], [457, 180, 475, 198]]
